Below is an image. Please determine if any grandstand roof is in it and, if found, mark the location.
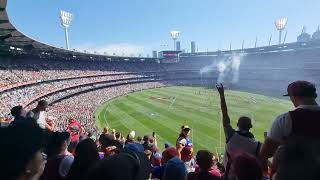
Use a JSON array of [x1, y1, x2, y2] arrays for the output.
[[0, 0, 155, 61]]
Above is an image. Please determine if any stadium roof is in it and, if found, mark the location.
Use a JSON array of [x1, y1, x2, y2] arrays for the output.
[[0, 0, 155, 61]]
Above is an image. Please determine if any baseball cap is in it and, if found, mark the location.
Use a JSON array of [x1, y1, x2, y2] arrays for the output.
[[181, 125, 191, 131], [284, 81, 317, 98]]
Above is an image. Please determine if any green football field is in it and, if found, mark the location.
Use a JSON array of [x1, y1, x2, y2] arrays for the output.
[[95, 86, 292, 153]]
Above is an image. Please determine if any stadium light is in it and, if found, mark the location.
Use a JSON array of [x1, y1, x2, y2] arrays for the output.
[[60, 10, 73, 50], [170, 31, 180, 51], [275, 17, 288, 45]]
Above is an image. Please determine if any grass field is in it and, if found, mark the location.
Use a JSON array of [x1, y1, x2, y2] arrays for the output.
[[95, 86, 292, 153]]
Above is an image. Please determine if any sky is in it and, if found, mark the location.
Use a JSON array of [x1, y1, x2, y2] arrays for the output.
[[7, 0, 320, 56]]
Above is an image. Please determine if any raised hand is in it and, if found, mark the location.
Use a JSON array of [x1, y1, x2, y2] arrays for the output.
[[216, 83, 225, 95]]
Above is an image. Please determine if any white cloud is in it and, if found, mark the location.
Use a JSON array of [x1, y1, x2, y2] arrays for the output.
[[74, 43, 145, 56]]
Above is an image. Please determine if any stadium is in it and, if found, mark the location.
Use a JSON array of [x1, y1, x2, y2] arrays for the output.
[[1, 0, 320, 180]]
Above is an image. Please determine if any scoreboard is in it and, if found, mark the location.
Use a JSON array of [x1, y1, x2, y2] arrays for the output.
[[159, 50, 182, 63]]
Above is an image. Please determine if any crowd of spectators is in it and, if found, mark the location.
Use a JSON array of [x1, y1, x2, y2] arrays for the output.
[[0, 74, 141, 118], [0, 58, 164, 87], [1, 80, 320, 180]]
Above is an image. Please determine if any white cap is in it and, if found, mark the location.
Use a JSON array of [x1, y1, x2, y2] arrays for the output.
[[129, 131, 135, 139]]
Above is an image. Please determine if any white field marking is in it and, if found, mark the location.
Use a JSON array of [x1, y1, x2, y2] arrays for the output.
[[169, 95, 178, 109]]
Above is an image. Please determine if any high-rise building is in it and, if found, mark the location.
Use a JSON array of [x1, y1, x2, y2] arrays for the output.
[[191, 41, 196, 53], [152, 51, 158, 58], [176, 41, 181, 51]]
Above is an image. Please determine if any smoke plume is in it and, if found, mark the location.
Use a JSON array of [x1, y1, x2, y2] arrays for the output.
[[199, 53, 245, 84]]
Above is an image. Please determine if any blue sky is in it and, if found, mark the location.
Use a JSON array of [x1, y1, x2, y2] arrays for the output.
[[7, 0, 320, 56]]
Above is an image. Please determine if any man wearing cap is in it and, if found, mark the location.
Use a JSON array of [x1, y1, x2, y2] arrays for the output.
[[216, 84, 261, 179], [260, 80, 320, 165]]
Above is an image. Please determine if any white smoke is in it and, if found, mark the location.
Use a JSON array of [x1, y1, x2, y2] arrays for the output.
[[200, 62, 216, 74], [217, 61, 227, 83], [199, 53, 245, 84], [231, 55, 241, 83]]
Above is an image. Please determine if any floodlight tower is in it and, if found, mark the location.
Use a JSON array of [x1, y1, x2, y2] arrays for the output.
[[170, 31, 180, 51], [60, 10, 73, 50], [275, 17, 288, 45]]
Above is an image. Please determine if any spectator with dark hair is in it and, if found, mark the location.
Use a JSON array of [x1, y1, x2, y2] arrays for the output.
[[27, 100, 52, 130], [87, 152, 139, 180], [231, 153, 262, 180], [143, 134, 158, 154], [67, 138, 100, 180], [216, 84, 261, 180], [67, 141, 78, 155], [41, 132, 74, 180], [87, 147, 150, 180], [260, 81, 320, 169], [10, 105, 27, 126], [143, 135, 152, 151], [0, 121, 47, 180], [188, 150, 221, 180]]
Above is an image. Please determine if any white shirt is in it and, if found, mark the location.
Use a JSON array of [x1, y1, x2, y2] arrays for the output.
[[268, 105, 320, 144]]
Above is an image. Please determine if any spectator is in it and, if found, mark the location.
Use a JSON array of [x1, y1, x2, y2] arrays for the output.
[[181, 147, 196, 173], [153, 147, 178, 180], [104, 145, 119, 157], [10, 105, 27, 126], [27, 100, 52, 130], [67, 118, 83, 142], [151, 152, 162, 167], [98, 130, 115, 151], [176, 125, 193, 148], [216, 84, 261, 180], [68, 141, 79, 155], [0, 121, 47, 180], [87, 132, 96, 142], [260, 81, 320, 169], [272, 142, 320, 180], [144, 149, 152, 160], [143, 134, 158, 153], [87, 148, 150, 180], [163, 156, 188, 180], [67, 138, 100, 180], [231, 153, 262, 180], [41, 132, 74, 180], [126, 130, 136, 144], [188, 150, 221, 180]]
